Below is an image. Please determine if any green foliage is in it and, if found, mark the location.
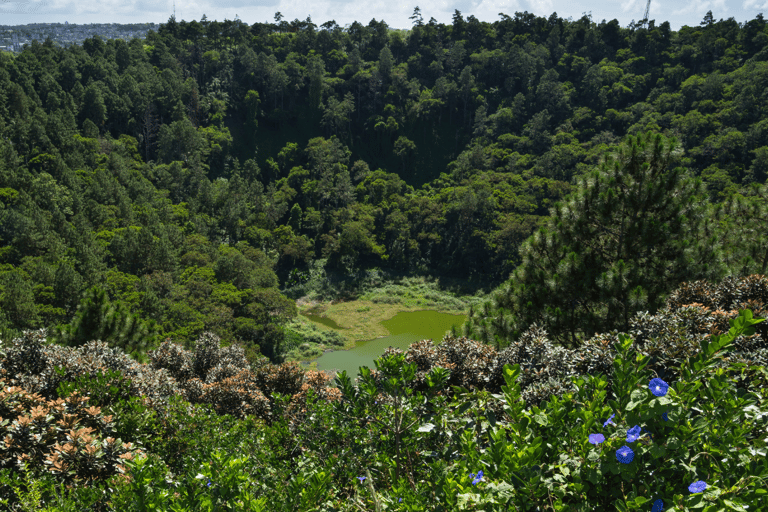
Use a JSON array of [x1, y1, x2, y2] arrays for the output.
[[0, 373, 142, 494], [55, 367, 159, 448], [468, 132, 726, 347], [50, 286, 161, 361], [2, 290, 767, 510], [5, 13, 768, 508], [282, 316, 345, 362], [4, 12, 768, 364]]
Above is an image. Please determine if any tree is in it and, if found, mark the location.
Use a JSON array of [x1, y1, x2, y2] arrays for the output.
[[307, 55, 326, 110], [393, 136, 417, 174], [244, 90, 260, 130], [0, 267, 39, 329], [51, 286, 161, 361], [81, 83, 107, 130], [452, 9, 466, 40], [158, 118, 202, 164], [53, 262, 85, 316], [378, 46, 394, 80], [465, 132, 726, 347], [410, 7, 424, 27], [142, 103, 160, 162], [710, 182, 768, 275], [321, 93, 355, 139], [82, 119, 99, 139], [459, 66, 474, 126]]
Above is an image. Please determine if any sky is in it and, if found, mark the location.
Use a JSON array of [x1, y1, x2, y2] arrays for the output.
[[0, 0, 767, 31]]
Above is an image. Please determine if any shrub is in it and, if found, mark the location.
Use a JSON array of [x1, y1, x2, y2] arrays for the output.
[[0, 378, 142, 491], [381, 275, 768, 407]]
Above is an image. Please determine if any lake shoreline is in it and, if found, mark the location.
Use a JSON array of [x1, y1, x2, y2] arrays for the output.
[[286, 276, 487, 368], [300, 305, 467, 377]]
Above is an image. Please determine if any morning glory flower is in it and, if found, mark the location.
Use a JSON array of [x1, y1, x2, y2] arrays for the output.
[[603, 413, 616, 427], [207, 479, 212, 488], [689, 480, 707, 494], [662, 411, 668, 421], [588, 433, 605, 445], [652, 499, 664, 512], [650, 378, 669, 397], [357, 476, 366, 483], [626, 425, 642, 443], [470, 470, 484, 485], [616, 445, 634, 464]]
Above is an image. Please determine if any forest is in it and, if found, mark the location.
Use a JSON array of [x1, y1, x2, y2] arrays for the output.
[[1, 10, 768, 360], [1, 10, 768, 510]]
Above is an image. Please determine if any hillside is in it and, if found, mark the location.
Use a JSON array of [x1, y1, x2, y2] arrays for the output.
[[2, 12, 768, 360], [1, 10, 768, 509]]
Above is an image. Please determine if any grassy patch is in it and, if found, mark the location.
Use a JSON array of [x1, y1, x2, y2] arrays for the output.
[[295, 276, 487, 346], [358, 275, 488, 311], [281, 315, 346, 363]]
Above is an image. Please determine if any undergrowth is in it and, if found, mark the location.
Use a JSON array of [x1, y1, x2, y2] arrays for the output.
[[0, 275, 766, 511]]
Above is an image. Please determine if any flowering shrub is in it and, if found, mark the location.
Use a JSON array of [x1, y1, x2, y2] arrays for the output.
[[422, 308, 768, 511], [0, 379, 141, 492]]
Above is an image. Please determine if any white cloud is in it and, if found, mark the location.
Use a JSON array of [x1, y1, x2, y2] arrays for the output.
[[0, 0, 55, 14], [743, 0, 768, 9], [621, 0, 640, 13], [672, 0, 726, 16], [527, 0, 554, 15], [475, 0, 522, 21]]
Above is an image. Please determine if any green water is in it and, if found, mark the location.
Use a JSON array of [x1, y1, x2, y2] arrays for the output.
[[308, 310, 466, 377]]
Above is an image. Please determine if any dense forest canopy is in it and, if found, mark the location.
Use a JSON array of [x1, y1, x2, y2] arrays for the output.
[[1, 10, 768, 358]]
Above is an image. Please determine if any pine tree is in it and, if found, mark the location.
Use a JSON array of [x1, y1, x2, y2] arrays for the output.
[[51, 287, 161, 362], [466, 132, 726, 347], [710, 182, 768, 275]]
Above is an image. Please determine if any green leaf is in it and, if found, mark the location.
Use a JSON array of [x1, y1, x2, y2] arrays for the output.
[[723, 499, 749, 511], [649, 444, 667, 458], [615, 499, 629, 511]]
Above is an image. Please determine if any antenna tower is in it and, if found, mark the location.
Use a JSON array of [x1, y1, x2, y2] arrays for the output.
[[643, 0, 651, 25]]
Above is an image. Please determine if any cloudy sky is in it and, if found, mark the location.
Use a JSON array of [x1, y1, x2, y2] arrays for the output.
[[1, 0, 767, 30]]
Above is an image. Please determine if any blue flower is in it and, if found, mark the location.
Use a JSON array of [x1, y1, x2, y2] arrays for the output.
[[206, 479, 212, 488], [615, 445, 634, 464], [603, 413, 616, 427], [650, 378, 669, 397], [588, 433, 605, 445], [357, 476, 366, 483], [626, 425, 642, 443], [662, 411, 668, 421], [399, 498, 402, 503], [688, 480, 707, 494], [652, 498, 664, 512], [470, 470, 483, 485]]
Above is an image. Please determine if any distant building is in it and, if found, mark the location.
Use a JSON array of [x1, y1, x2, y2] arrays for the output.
[[65, 21, 69, 25]]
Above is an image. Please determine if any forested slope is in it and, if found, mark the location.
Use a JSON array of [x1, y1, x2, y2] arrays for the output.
[[1, 11, 768, 359]]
